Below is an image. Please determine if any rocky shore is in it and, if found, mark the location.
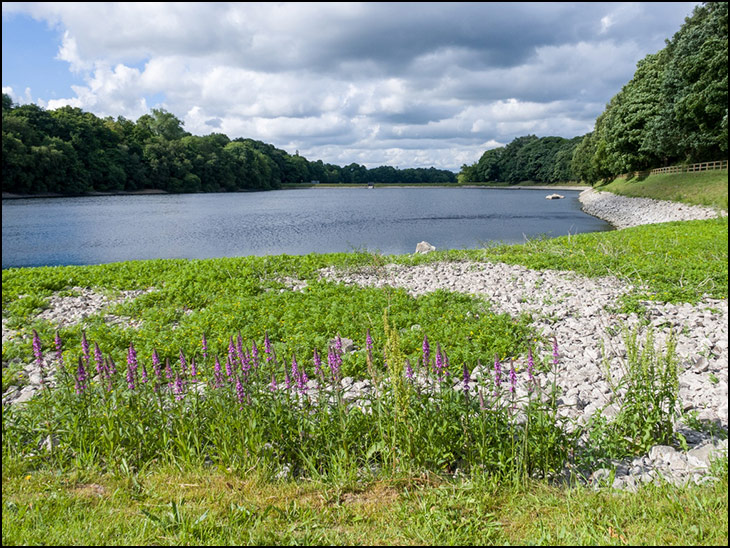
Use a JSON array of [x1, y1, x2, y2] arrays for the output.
[[578, 188, 726, 228]]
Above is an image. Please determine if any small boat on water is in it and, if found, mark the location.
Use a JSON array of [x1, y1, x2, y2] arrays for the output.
[[545, 193, 565, 200]]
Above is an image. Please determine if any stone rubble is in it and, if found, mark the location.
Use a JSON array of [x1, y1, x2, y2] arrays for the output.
[[579, 188, 726, 229]]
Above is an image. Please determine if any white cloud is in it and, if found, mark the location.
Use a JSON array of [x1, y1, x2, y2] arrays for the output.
[[1, 2, 702, 170]]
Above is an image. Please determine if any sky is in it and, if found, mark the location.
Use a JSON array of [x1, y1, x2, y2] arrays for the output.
[[2, 2, 700, 171]]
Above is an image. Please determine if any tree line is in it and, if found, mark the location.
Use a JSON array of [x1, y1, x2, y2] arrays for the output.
[[2, 97, 455, 196], [460, 2, 727, 185]]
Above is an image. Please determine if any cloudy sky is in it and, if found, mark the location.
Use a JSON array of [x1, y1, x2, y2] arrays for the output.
[[2, 2, 699, 171]]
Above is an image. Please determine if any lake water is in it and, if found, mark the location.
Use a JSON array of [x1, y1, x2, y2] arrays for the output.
[[2, 187, 612, 268]]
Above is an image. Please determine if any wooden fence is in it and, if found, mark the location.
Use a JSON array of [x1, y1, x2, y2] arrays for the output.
[[649, 160, 728, 175]]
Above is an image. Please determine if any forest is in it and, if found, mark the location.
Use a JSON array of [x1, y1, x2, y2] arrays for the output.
[[1, 98, 456, 196], [460, 2, 728, 185]]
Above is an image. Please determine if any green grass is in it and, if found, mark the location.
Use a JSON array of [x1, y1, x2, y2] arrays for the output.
[[600, 170, 729, 211], [3, 461, 727, 545]]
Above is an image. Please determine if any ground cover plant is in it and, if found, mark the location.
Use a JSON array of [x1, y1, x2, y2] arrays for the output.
[[600, 170, 729, 211]]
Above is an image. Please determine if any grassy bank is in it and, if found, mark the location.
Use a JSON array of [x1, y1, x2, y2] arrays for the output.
[[600, 169, 729, 211], [2, 204, 728, 544]]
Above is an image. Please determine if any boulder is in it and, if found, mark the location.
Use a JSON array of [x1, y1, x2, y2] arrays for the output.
[[415, 241, 436, 254]]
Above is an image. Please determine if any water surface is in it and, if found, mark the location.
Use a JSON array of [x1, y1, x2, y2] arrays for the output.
[[2, 187, 611, 268]]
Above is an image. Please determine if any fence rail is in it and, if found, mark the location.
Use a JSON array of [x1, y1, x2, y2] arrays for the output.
[[649, 160, 728, 175]]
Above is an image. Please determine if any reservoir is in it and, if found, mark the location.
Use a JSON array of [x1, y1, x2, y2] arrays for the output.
[[2, 187, 611, 268]]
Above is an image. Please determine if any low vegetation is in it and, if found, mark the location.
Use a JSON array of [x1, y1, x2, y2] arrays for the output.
[[600, 170, 729, 211]]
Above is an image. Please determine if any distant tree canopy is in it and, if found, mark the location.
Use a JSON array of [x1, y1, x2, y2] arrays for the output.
[[2, 101, 456, 196], [460, 2, 728, 186]]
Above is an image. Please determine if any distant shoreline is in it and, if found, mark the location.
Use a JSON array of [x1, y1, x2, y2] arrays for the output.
[[2, 183, 590, 200]]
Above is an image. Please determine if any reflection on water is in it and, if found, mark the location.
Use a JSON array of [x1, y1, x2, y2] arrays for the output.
[[2, 187, 611, 268]]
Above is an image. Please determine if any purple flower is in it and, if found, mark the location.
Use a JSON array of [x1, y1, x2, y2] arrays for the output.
[[494, 354, 502, 394], [54, 331, 64, 369], [165, 358, 174, 380], [552, 337, 560, 368], [190, 356, 197, 378], [269, 373, 277, 392], [462, 363, 471, 393], [313, 348, 324, 383], [81, 331, 90, 364], [108, 356, 118, 376], [366, 329, 374, 364], [201, 332, 208, 360], [335, 335, 343, 355], [212, 356, 223, 388], [328, 347, 341, 384], [251, 341, 259, 368], [174, 373, 185, 400], [179, 349, 187, 376], [75, 357, 87, 394], [264, 332, 273, 361], [234, 374, 245, 406], [127, 343, 138, 391], [225, 356, 233, 381], [141, 362, 149, 384], [422, 335, 430, 370], [94, 343, 104, 376], [152, 348, 162, 379], [292, 354, 308, 394], [228, 336, 236, 365], [405, 359, 414, 381], [509, 360, 517, 394]]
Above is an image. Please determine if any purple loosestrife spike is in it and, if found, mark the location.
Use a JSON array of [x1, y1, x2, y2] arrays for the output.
[[225, 356, 234, 380], [527, 346, 535, 393], [75, 357, 87, 394], [366, 329, 374, 362], [269, 373, 277, 392], [213, 356, 223, 388], [108, 356, 117, 376], [509, 360, 517, 394], [434, 344, 445, 381], [313, 348, 324, 384], [552, 337, 560, 368], [152, 348, 162, 379], [141, 362, 149, 384], [237, 332, 244, 358], [494, 354, 502, 395], [463, 363, 471, 393], [165, 358, 173, 380], [235, 374, 245, 407], [405, 359, 414, 382], [201, 333, 208, 360], [81, 331, 90, 364], [127, 359, 137, 391], [264, 332, 272, 361], [54, 331, 64, 369], [190, 356, 197, 378], [251, 341, 259, 368], [174, 373, 185, 400], [228, 336, 236, 364], [422, 335, 430, 370], [335, 335, 343, 355], [284, 369, 292, 390], [179, 349, 187, 376], [94, 343, 104, 376]]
